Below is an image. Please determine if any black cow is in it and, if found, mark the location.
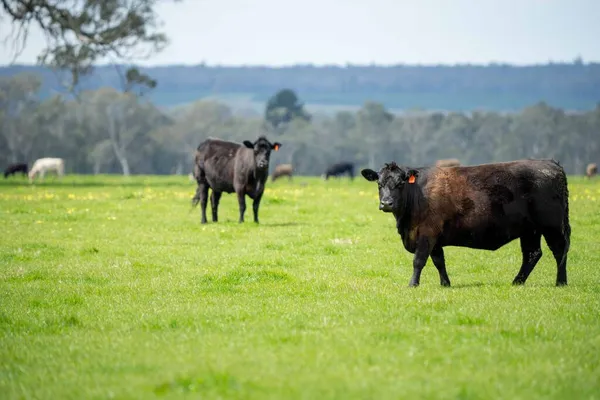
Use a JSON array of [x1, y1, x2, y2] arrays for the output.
[[4, 163, 28, 178], [192, 136, 282, 224], [361, 159, 571, 287], [323, 161, 354, 180]]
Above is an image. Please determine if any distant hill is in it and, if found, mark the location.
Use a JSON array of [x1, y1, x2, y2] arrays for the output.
[[1, 62, 599, 113]]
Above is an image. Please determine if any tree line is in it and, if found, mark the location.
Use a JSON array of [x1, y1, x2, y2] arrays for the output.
[[1, 73, 598, 178], [3, 61, 600, 112]]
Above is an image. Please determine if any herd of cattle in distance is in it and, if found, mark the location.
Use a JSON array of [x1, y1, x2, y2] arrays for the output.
[[3, 135, 595, 288], [3, 158, 65, 182]]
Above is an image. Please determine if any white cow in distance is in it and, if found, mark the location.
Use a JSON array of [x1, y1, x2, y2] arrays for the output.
[[28, 158, 65, 183]]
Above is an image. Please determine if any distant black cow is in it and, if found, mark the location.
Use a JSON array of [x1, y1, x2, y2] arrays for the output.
[[323, 161, 354, 180], [4, 163, 28, 178], [361, 159, 571, 287], [192, 136, 282, 224]]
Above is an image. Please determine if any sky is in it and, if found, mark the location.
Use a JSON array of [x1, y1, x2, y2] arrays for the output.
[[0, 0, 599, 67]]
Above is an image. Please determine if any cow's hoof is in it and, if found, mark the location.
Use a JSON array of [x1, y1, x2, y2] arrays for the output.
[[556, 281, 568, 287], [441, 281, 451, 287]]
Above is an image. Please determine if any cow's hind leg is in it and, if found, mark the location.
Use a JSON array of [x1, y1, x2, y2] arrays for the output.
[[543, 227, 570, 286], [512, 231, 542, 285], [191, 168, 210, 224], [192, 183, 209, 224], [430, 246, 451, 287], [210, 191, 222, 222]]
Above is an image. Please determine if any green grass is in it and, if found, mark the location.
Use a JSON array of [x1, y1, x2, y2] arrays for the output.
[[1, 174, 599, 400]]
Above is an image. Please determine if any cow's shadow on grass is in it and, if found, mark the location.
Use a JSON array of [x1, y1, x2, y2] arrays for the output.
[[449, 282, 486, 289], [261, 222, 305, 227], [445, 281, 572, 289], [188, 220, 304, 228]]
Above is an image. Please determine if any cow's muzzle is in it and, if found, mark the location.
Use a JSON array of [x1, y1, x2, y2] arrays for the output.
[[379, 200, 393, 212]]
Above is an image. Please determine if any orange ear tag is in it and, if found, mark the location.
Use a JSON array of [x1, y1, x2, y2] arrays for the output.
[[274, 144, 279, 151], [408, 175, 416, 184]]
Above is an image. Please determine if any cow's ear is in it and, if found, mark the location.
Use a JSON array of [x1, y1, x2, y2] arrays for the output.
[[361, 169, 379, 182], [406, 169, 419, 184], [272, 142, 282, 151], [243, 140, 254, 149]]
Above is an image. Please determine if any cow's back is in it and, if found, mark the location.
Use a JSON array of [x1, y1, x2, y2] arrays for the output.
[[465, 159, 566, 216], [462, 159, 566, 198], [272, 164, 293, 180], [32, 157, 61, 168], [327, 162, 353, 174], [196, 138, 241, 193], [435, 158, 461, 168]]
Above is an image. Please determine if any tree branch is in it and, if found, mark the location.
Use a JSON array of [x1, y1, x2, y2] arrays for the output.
[[1, 0, 177, 92]]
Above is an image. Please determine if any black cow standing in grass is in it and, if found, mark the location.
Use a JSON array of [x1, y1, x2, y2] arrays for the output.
[[323, 161, 355, 180], [4, 162, 28, 178], [192, 136, 282, 224], [361, 159, 571, 287]]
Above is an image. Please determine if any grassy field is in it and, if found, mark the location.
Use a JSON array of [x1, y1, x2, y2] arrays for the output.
[[1, 174, 599, 400]]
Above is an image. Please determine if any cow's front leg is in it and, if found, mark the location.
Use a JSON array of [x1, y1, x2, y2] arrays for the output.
[[430, 245, 451, 287], [252, 193, 263, 224], [237, 191, 246, 223], [409, 237, 432, 287]]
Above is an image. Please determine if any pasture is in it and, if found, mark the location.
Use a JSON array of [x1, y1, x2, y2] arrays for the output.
[[1, 174, 599, 399]]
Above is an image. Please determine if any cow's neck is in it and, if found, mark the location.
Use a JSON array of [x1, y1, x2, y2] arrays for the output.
[[253, 167, 269, 182], [393, 183, 429, 252], [249, 168, 269, 194], [394, 209, 420, 253]]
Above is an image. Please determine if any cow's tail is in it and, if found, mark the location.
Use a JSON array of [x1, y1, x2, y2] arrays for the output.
[[190, 149, 202, 209], [562, 176, 571, 256], [190, 169, 203, 212], [190, 185, 202, 209], [556, 161, 571, 264]]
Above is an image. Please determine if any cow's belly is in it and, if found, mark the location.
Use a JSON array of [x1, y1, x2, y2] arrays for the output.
[[207, 178, 235, 193], [440, 223, 525, 251]]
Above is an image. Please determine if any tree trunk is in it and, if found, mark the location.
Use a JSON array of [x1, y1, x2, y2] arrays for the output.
[[109, 139, 131, 176], [175, 161, 183, 175], [118, 157, 131, 176], [106, 105, 131, 176], [369, 149, 376, 169]]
